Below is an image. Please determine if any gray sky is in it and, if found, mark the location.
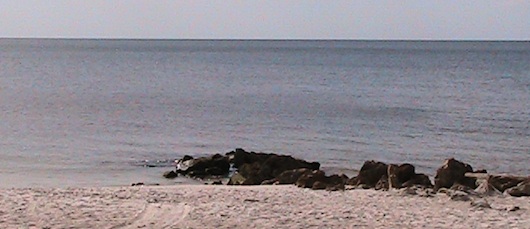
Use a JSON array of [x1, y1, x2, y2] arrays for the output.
[[1, 0, 529, 40]]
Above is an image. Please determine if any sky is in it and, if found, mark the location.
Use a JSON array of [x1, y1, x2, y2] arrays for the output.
[[1, 0, 529, 40]]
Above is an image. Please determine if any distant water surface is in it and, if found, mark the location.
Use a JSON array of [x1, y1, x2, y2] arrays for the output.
[[0, 39, 529, 187]]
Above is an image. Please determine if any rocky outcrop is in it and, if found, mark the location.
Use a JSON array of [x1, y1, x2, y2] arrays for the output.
[[161, 148, 529, 196], [226, 149, 320, 185], [349, 161, 432, 189], [434, 158, 477, 191]]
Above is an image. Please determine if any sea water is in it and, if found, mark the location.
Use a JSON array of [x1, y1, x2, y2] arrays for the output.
[[0, 39, 529, 187]]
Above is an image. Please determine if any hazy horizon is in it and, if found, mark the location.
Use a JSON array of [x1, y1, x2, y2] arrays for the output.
[[1, 37, 529, 42], [1, 1, 529, 40]]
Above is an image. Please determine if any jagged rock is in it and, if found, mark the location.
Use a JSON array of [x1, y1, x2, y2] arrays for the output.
[[163, 170, 178, 179], [488, 175, 528, 192], [434, 158, 477, 191], [387, 163, 418, 188], [274, 168, 314, 184], [296, 170, 327, 188], [505, 178, 530, 197], [236, 162, 263, 185], [324, 174, 348, 191], [354, 161, 431, 190], [354, 161, 388, 188], [402, 174, 433, 188]]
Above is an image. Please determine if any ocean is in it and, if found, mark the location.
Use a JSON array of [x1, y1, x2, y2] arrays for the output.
[[1, 39, 528, 188]]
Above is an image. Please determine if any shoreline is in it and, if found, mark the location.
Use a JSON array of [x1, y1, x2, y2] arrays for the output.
[[1, 184, 528, 228]]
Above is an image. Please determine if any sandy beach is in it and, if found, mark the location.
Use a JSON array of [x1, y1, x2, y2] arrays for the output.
[[0, 184, 528, 229]]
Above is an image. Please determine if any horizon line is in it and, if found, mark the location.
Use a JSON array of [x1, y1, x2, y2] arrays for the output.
[[0, 37, 529, 42]]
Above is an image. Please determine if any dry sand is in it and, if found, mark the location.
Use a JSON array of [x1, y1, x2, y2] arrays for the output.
[[0, 185, 528, 229]]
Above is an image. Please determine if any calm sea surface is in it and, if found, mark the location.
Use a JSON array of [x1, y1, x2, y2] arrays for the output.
[[1, 39, 529, 188]]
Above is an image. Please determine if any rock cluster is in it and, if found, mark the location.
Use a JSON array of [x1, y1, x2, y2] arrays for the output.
[[163, 148, 530, 197], [346, 161, 433, 190]]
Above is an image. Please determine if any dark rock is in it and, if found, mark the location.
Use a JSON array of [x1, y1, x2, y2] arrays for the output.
[[326, 183, 346, 191], [205, 167, 227, 176], [228, 150, 321, 185], [346, 176, 359, 186], [328, 174, 349, 185], [396, 164, 416, 183], [402, 174, 433, 188], [386, 163, 417, 188], [355, 160, 388, 188], [274, 168, 314, 185], [296, 170, 326, 188], [175, 153, 230, 178], [434, 158, 477, 191], [325, 174, 348, 191], [226, 148, 272, 169], [296, 170, 347, 191], [312, 181, 327, 190], [262, 155, 320, 178], [163, 170, 178, 179], [488, 175, 528, 192], [237, 162, 263, 185], [505, 178, 530, 197], [131, 182, 144, 186]]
